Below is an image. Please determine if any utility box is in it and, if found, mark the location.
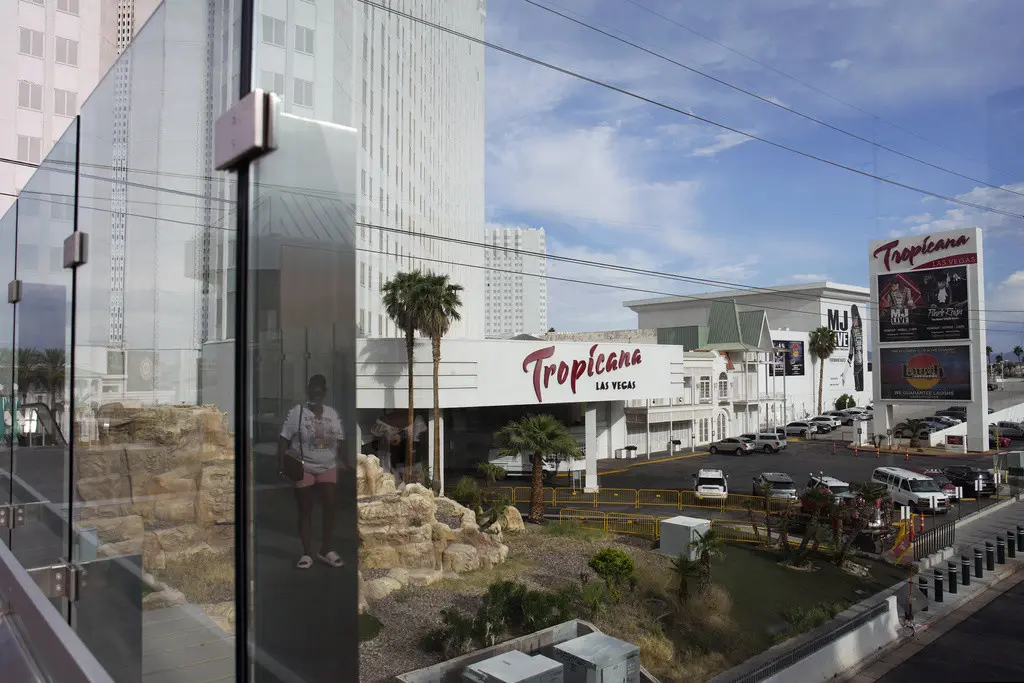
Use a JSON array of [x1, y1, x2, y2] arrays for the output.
[[655, 515, 711, 561], [462, 650, 564, 683], [551, 633, 640, 683]]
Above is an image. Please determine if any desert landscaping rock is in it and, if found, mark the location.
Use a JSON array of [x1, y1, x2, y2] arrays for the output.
[[498, 506, 525, 533], [442, 543, 480, 573], [365, 577, 403, 602], [142, 587, 187, 611], [405, 569, 444, 587]]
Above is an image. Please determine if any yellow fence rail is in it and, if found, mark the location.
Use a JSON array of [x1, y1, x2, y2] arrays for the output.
[[598, 488, 639, 507], [710, 520, 769, 544], [638, 489, 680, 508], [558, 508, 608, 532], [607, 511, 657, 538], [496, 486, 800, 514], [512, 487, 554, 505], [554, 488, 596, 507]]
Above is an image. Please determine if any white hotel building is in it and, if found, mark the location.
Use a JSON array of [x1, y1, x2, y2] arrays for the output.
[[484, 226, 548, 338]]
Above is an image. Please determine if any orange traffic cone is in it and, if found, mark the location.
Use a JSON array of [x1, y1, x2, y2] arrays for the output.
[[854, 447, 859, 457], [904, 448, 910, 462], [876, 447, 880, 458]]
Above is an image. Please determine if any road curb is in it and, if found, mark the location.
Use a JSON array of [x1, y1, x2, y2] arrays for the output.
[[841, 442, 999, 459]]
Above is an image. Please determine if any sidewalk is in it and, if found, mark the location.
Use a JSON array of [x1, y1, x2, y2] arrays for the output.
[[838, 500, 1024, 683]]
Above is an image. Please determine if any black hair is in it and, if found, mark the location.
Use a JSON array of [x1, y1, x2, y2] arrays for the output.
[[850, 304, 862, 327], [308, 374, 327, 389]]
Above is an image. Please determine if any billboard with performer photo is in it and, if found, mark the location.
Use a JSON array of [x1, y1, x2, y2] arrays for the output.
[[878, 345, 972, 401], [877, 266, 969, 342], [769, 340, 805, 376]]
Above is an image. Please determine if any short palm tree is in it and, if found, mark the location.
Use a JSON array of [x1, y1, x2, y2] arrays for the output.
[[494, 414, 581, 523], [895, 418, 925, 448], [417, 272, 463, 493], [809, 327, 838, 416], [15, 348, 41, 401], [1015, 345, 1023, 365], [37, 348, 66, 409], [689, 528, 724, 591], [381, 271, 429, 477], [987, 345, 993, 370], [670, 554, 704, 602]]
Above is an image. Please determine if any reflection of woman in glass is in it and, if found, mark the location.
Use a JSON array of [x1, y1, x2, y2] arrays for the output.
[[278, 374, 345, 570], [846, 305, 864, 392]]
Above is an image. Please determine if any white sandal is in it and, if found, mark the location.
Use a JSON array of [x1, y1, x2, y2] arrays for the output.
[[296, 554, 313, 569], [317, 550, 344, 568]]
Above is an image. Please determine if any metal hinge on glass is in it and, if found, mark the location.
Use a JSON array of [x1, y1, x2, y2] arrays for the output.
[[63, 231, 89, 269], [0, 503, 43, 529], [214, 89, 279, 171], [27, 564, 84, 601]]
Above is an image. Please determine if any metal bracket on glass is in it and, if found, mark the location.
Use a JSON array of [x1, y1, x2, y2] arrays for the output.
[[0, 503, 45, 529], [63, 232, 89, 269], [7, 279, 21, 303], [214, 88, 279, 171], [27, 564, 83, 601]]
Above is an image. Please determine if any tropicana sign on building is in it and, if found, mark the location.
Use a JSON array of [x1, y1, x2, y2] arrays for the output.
[[522, 344, 643, 403], [870, 233, 975, 273]]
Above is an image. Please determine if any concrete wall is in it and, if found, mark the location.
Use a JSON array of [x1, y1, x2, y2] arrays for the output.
[[928, 400, 1024, 448], [544, 329, 657, 344]]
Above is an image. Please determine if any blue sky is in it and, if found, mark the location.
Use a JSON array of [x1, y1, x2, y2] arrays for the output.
[[483, 0, 1024, 353]]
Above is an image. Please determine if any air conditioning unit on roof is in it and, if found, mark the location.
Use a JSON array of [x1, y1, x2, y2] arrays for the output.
[[462, 650, 563, 683]]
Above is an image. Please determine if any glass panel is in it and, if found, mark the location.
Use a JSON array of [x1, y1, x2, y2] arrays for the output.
[[247, 103, 359, 679], [71, 1, 239, 680], [0, 206, 15, 549], [10, 120, 76, 576]]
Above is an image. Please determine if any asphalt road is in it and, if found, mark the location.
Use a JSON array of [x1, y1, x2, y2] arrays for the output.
[[877, 578, 1024, 682]]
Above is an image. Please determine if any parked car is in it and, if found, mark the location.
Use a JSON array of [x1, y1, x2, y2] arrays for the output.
[[871, 466, 949, 513], [693, 468, 728, 500], [810, 415, 840, 431], [943, 466, 996, 497], [740, 432, 788, 453], [930, 415, 961, 427], [785, 421, 818, 437], [752, 472, 798, 499], [988, 380, 998, 391], [842, 413, 871, 426], [913, 468, 959, 500], [990, 421, 1024, 439], [991, 434, 1012, 449], [708, 437, 755, 456], [805, 474, 856, 504]]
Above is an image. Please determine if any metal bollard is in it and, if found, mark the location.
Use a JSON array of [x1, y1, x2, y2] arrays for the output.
[[987, 542, 996, 571], [962, 555, 971, 586], [948, 562, 958, 595], [934, 568, 944, 603], [998, 536, 1007, 565], [918, 575, 929, 606], [1009, 530, 1018, 559], [1018, 525, 1024, 552], [977, 547, 986, 577]]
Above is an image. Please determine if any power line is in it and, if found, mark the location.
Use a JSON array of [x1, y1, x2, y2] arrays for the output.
[[523, 0, 1024, 200], [619, 0, 1019, 181]]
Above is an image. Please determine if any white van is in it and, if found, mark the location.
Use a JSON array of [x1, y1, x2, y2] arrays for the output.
[[486, 449, 584, 479], [871, 466, 949, 513]]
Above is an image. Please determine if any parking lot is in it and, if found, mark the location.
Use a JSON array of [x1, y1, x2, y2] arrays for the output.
[[581, 440, 1003, 532]]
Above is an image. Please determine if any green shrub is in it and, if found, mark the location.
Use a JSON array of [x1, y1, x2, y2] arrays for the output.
[[588, 548, 636, 597], [450, 476, 485, 512], [834, 394, 856, 410], [478, 462, 507, 485]]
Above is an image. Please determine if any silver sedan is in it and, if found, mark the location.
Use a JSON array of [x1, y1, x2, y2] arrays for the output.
[[708, 437, 755, 455]]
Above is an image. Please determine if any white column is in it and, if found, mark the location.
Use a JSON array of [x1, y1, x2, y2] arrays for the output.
[[427, 411, 446, 494], [607, 400, 626, 459], [968, 228, 989, 452], [584, 404, 599, 492]]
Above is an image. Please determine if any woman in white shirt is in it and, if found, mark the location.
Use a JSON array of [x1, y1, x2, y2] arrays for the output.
[[278, 374, 345, 569]]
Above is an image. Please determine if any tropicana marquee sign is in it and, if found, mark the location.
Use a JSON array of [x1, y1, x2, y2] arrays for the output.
[[871, 233, 975, 273], [522, 344, 643, 403]]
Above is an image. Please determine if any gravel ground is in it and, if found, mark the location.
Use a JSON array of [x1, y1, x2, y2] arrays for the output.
[[358, 527, 671, 683]]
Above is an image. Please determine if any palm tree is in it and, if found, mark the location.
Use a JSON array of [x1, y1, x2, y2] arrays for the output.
[[894, 418, 925, 448], [669, 554, 704, 602], [809, 327, 838, 416], [495, 414, 581, 523], [381, 271, 430, 479], [689, 528, 724, 591], [37, 348, 66, 410], [416, 272, 464, 493], [987, 345, 993, 372], [14, 348, 41, 401], [1015, 346, 1023, 366]]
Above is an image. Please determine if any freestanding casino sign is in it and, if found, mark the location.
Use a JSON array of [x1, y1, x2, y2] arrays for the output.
[[868, 228, 988, 451]]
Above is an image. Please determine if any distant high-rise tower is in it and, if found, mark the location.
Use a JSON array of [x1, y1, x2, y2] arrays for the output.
[[484, 226, 548, 338]]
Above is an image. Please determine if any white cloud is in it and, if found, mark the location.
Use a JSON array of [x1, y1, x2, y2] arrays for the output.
[[983, 270, 1024, 353], [790, 273, 830, 282], [902, 213, 933, 224], [690, 131, 751, 158], [894, 183, 1024, 238], [830, 58, 853, 70]]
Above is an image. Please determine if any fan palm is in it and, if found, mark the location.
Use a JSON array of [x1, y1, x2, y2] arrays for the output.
[[894, 418, 925, 448], [1015, 346, 1023, 365], [689, 528, 724, 591], [416, 272, 463, 493], [14, 348, 42, 400], [37, 348, 66, 410], [809, 327, 838, 416], [381, 271, 430, 477], [495, 414, 581, 523], [669, 554, 704, 602]]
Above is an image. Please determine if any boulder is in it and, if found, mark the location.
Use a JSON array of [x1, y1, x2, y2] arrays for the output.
[[197, 464, 234, 525], [364, 577, 402, 602], [98, 538, 144, 558], [442, 543, 480, 573], [77, 474, 131, 503], [142, 587, 187, 611], [76, 448, 124, 479], [142, 532, 165, 571], [435, 497, 478, 529], [385, 568, 410, 586], [361, 545, 400, 569], [153, 497, 196, 523], [394, 541, 437, 570], [498, 507, 525, 533], [357, 454, 397, 498], [91, 515, 144, 544], [153, 524, 203, 553], [360, 520, 433, 548], [146, 468, 197, 496], [455, 528, 509, 570], [406, 568, 444, 587]]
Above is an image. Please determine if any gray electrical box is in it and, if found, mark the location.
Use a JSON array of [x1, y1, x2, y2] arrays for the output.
[[552, 633, 640, 683], [656, 515, 711, 562], [462, 650, 564, 683]]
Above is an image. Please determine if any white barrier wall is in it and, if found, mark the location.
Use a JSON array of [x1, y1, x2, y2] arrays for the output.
[[928, 400, 1024, 448]]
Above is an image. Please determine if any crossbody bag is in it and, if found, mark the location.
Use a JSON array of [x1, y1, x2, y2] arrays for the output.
[[281, 405, 306, 482]]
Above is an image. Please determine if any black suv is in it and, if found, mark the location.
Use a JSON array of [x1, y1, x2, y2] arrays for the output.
[[943, 466, 996, 497]]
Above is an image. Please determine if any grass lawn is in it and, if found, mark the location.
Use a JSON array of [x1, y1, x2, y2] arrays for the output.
[[713, 544, 906, 648]]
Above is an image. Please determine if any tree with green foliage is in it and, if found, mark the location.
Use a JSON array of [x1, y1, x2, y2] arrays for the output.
[[834, 393, 855, 411], [689, 529, 724, 591], [477, 462, 506, 486], [587, 548, 636, 600], [495, 414, 581, 523], [381, 271, 430, 478], [669, 554, 704, 602], [809, 327, 838, 416], [894, 418, 926, 448], [1015, 345, 1023, 365], [416, 272, 464, 493]]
